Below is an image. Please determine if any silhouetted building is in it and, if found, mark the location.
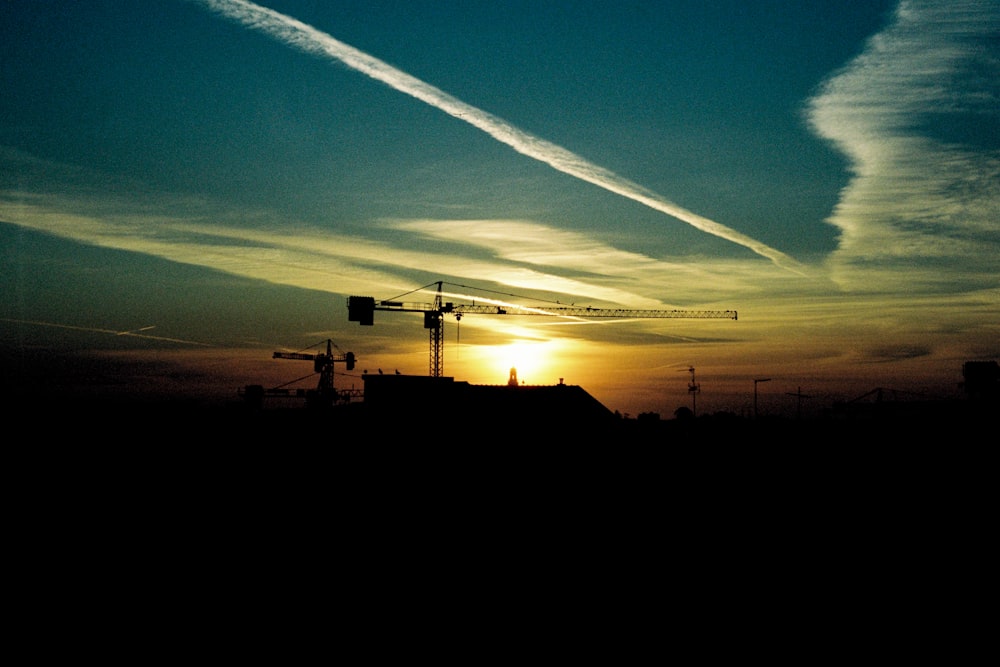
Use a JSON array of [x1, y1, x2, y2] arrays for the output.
[[963, 361, 1000, 401], [361, 373, 617, 433]]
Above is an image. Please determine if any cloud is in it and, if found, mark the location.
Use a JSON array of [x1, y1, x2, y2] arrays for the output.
[[864, 344, 932, 362], [3, 190, 775, 308], [807, 0, 1000, 290], [390, 218, 807, 304], [194, 0, 807, 275]]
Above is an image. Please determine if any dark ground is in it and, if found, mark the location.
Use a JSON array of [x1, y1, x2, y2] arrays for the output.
[[8, 390, 992, 567], [10, 390, 993, 444]]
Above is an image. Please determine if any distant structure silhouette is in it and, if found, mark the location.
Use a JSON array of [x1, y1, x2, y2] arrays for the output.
[[361, 372, 615, 431], [963, 361, 999, 400], [786, 386, 812, 420]]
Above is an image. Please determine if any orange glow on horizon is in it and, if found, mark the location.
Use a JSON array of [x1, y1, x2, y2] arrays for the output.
[[451, 334, 586, 386]]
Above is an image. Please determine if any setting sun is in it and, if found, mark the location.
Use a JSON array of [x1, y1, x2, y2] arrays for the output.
[[493, 339, 564, 385], [451, 329, 576, 386]]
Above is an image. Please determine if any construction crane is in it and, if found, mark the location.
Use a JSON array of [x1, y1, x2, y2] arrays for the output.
[[348, 281, 737, 377], [272, 338, 357, 405]]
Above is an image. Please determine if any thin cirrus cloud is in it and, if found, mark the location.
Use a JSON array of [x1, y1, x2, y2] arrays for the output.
[[388, 218, 792, 303], [4, 190, 772, 308], [194, 0, 808, 276], [806, 0, 1000, 290]]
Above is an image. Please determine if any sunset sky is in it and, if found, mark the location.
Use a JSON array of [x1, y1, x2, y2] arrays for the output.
[[2, 0, 998, 419]]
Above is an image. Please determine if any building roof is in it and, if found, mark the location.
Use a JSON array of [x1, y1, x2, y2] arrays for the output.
[[361, 373, 616, 429]]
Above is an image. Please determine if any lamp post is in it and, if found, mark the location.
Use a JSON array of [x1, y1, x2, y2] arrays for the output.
[[754, 378, 771, 419]]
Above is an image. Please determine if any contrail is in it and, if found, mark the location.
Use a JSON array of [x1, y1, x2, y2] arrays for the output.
[[196, 0, 806, 274], [116, 325, 156, 336], [2, 318, 213, 346]]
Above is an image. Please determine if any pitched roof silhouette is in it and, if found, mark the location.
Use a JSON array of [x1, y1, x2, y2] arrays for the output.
[[361, 373, 615, 429]]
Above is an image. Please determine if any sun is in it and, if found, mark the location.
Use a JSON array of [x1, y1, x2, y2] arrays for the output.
[[451, 322, 583, 385], [490, 339, 561, 386]]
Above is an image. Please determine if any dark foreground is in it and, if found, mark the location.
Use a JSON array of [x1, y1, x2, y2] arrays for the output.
[[15, 393, 994, 444], [9, 394, 992, 552]]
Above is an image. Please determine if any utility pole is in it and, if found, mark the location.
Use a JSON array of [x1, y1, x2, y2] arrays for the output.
[[786, 386, 812, 420], [754, 378, 771, 419]]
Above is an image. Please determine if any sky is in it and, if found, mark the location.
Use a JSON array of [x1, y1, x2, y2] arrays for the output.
[[2, 0, 998, 419]]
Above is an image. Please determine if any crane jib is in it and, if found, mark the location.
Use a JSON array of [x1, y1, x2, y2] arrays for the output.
[[349, 295, 736, 323], [348, 289, 736, 377]]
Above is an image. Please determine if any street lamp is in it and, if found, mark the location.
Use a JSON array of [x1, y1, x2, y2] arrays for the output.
[[754, 378, 771, 419]]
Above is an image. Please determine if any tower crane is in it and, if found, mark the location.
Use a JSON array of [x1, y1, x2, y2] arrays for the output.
[[348, 281, 737, 378], [272, 338, 357, 405]]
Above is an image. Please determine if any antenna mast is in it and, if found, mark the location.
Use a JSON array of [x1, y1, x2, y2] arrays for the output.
[[687, 366, 700, 416]]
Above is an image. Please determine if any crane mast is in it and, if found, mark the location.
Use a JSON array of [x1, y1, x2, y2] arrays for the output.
[[348, 281, 737, 378], [429, 283, 444, 378]]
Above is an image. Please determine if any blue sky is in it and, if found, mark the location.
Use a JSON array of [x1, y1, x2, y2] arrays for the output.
[[2, 1, 998, 417]]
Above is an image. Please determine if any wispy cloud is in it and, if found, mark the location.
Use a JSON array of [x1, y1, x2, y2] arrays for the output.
[[807, 0, 1000, 290], [194, 0, 806, 275], [4, 191, 781, 307], [390, 218, 807, 304]]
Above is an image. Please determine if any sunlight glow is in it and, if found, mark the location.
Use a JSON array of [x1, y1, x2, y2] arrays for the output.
[[452, 333, 575, 387], [492, 339, 561, 386]]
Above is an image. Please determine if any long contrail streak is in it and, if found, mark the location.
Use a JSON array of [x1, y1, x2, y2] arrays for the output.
[[2, 318, 213, 346], [196, 0, 806, 274]]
